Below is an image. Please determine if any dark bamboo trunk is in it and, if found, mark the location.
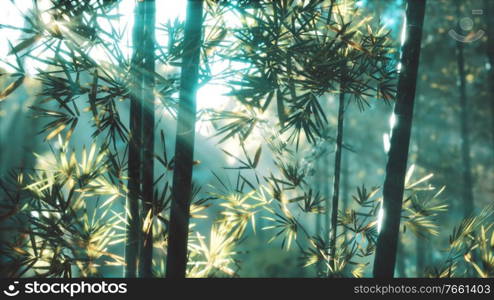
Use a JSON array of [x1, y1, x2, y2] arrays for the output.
[[340, 105, 349, 245], [455, 1, 474, 218], [329, 91, 345, 271], [373, 0, 426, 278], [140, 0, 156, 278], [125, 1, 145, 278], [166, 0, 204, 278], [315, 160, 322, 275], [341, 133, 349, 212], [323, 0, 335, 243], [324, 150, 331, 236]]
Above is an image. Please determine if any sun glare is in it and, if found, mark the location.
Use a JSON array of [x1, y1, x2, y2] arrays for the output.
[[1, 0, 231, 112]]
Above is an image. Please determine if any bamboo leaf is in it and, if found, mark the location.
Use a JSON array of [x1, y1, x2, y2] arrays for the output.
[[45, 123, 67, 141], [9, 34, 41, 55], [0, 76, 25, 102], [252, 145, 262, 168]]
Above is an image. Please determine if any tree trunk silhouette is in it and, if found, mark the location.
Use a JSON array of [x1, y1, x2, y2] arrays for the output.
[[373, 0, 426, 278], [341, 130, 349, 212], [323, 1, 335, 242], [455, 0, 474, 218], [329, 90, 345, 271], [315, 157, 322, 275], [140, 0, 156, 278], [166, 0, 204, 278], [125, 1, 145, 278], [324, 149, 331, 237]]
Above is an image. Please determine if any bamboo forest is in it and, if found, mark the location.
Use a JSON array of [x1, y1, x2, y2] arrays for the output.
[[1, 0, 494, 280]]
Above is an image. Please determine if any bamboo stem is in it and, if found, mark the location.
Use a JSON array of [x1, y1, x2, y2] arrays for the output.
[[329, 90, 345, 272], [373, 0, 426, 278], [166, 0, 204, 278], [140, 0, 156, 278], [125, 0, 145, 278]]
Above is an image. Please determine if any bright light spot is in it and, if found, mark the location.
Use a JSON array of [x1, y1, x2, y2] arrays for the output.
[[383, 133, 390, 153], [158, 0, 186, 21], [197, 84, 230, 111], [400, 13, 407, 46], [0, 1, 29, 72], [196, 83, 231, 137], [250, 124, 265, 144], [90, 44, 111, 63], [389, 113, 396, 129], [382, 16, 396, 28], [466, 74, 475, 83], [226, 156, 236, 165], [377, 205, 384, 233], [30, 211, 53, 218]]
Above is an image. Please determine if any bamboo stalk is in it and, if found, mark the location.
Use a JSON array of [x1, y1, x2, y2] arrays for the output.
[[329, 89, 345, 272], [140, 0, 156, 278], [166, 0, 204, 278], [373, 0, 426, 278], [125, 0, 145, 278]]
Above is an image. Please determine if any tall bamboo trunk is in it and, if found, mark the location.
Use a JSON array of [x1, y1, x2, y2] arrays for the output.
[[166, 0, 204, 278], [125, 1, 145, 278], [373, 0, 426, 278], [324, 149, 331, 237], [455, 1, 474, 218], [341, 130, 349, 212], [329, 90, 345, 271], [321, 0, 335, 244], [140, 0, 156, 278], [315, 157, 322, 276], [340, 105, 349, 247]]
